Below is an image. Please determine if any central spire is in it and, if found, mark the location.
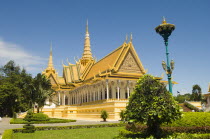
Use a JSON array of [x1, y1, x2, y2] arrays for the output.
[[81, 20, 93, 65], [47, 42, 54, 69]]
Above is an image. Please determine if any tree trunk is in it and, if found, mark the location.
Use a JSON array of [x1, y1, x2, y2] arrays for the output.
[[37, 106, 39, 113], [147, 123, 162, 139]]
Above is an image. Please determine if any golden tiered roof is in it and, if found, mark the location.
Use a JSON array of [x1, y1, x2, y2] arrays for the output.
[[42, 23, 148, 90], [84, 41, 146, 80]]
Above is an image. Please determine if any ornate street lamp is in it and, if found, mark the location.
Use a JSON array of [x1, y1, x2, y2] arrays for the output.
[[155, 17, 175, 93]]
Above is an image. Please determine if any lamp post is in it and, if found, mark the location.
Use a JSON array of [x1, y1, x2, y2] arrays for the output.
[[155, 17, 175, 93]]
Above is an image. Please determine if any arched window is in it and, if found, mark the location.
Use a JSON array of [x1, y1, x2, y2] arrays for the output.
[[125, 92, 128, 99]]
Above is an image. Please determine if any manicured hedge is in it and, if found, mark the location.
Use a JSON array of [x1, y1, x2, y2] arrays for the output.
[[10, 118, 76, 124], [2, 129, 13, 139], [165, 112, 210, 127], [115, 129, 210, 139], [126, 123, 210, 134], [12, 123, 125, 133], [126, 112, 210, 127], [30, 113, 50, 121]]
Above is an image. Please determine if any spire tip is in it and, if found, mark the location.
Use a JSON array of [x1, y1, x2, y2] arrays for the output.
[[162, 16, 167, 24], [130, 33, 133, 42]]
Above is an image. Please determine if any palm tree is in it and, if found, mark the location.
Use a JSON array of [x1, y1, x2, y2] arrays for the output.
[[33, 73, 54, 113]]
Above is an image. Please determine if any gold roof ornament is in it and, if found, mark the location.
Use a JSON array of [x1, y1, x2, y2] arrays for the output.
[[130, 33, 133, 43], [162, 16, 167, 24], [86, 19, 89, 34], [125, 34, 128, 43], [155, 17, 175, 35]]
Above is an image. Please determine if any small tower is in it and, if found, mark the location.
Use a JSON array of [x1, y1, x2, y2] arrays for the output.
[[80, 20, 93, 66]]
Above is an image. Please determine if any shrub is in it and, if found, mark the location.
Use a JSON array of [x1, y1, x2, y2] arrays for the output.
[[22, 124, 35, 133], [31, 113, 49, 121], [23, 109, 33, 122], [101, 110, 109, 122], [22, 109, 35, 133], [2, 129, 13, 139]]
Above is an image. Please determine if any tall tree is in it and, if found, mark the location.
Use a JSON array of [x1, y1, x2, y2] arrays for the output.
[[0, 61, 32, 117], [191, 84, 202, 101], [125, 75, 181, 138]]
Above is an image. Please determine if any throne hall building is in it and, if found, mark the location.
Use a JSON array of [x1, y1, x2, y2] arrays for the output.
[[42, 22, 166, 120]]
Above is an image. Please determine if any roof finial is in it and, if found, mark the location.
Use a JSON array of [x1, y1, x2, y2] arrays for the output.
[[162, 16, 167, 24], [50, 41, 52, 55], [62, 60, 64, 65], [125, 34, 128, 43], [86, 19, 89, 34], [130, 33, 133, 43]]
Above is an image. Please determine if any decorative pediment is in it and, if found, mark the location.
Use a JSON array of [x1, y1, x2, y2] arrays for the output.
[[118, 51, 141, 73], [49, 74, 57, 85]]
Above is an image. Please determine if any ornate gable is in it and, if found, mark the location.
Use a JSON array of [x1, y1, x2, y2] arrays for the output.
[[49, 74, 57, 85], [118, 51, 141, 73]]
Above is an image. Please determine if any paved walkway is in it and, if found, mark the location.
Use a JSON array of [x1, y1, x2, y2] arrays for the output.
[[0, 118, 120, 137]]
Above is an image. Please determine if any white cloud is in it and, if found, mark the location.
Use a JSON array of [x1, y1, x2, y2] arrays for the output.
[[0, 39, 47, 75]]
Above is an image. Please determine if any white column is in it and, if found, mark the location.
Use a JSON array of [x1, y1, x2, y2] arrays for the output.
[[98, 87, 100, 100], [117, 80, 120, 100], [127, 87, 130, 98], [106, 80, 109, 100], [58, 91, 61, 105]]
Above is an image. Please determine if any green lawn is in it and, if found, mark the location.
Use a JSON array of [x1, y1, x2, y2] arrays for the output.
[[10, 118, 76, 124], [13, 127, 123, 139]]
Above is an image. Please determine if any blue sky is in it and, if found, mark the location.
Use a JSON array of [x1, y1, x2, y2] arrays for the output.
[[0, 0, 209, 95]]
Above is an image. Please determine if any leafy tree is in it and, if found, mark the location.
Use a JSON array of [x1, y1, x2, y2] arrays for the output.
[[0, 61, 54, 116], [0, 61, 32, 117], [101, 110, 109, 122], [191, 84, 202, 101], [125, 75, 182, 138]]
